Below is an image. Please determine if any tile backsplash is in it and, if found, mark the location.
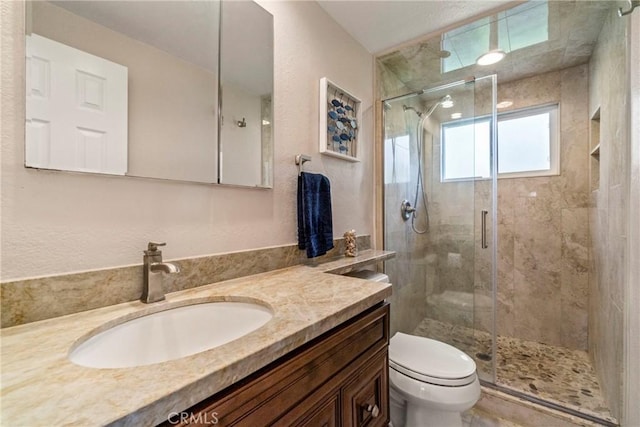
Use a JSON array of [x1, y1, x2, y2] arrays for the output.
[[1, 236, 370, 328]]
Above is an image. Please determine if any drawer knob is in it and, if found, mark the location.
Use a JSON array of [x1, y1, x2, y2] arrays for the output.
[[365, 404, 380, 418]]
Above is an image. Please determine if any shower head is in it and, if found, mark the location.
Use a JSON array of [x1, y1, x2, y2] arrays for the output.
[[403, 94, 454, 120], [403, 105, 423, 118], [440, 95, 454, 108], [422, 94, 453, 118]]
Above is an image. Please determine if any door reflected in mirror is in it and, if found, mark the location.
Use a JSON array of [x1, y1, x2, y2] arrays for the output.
[[25, 1, 274, 188]]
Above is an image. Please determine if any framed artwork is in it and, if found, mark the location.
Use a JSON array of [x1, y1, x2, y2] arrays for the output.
[[319, 77, 361, 162]]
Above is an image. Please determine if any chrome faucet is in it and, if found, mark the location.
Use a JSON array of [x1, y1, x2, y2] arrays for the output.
[[141, 242, 180, 303]]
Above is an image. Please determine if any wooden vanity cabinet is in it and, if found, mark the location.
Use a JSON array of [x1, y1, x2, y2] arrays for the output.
[[163, 303, 389, 427]]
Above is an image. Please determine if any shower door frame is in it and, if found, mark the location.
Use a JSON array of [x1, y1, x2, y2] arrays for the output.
[[380, 74, 498, 383]]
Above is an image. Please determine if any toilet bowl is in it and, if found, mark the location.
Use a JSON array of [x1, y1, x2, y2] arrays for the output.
[[389, 332, 481, 427], [341, 271, 480, 426]]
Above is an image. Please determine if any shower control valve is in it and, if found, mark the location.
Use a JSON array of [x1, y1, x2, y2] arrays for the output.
[[401, 200, 415, 221]]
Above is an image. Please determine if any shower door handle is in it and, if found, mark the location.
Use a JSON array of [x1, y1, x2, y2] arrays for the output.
[[481, 210, 489, 249]]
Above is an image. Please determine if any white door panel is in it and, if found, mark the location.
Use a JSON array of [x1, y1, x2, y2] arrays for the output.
[[26, 34, 128, 175]]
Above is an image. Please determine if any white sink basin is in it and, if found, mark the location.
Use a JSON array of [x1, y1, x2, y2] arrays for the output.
[[69, 301, 273, 369]]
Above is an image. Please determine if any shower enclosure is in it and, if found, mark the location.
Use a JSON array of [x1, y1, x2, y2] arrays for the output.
[[379, 1, 625, 425], [383, 76, 497, 383]]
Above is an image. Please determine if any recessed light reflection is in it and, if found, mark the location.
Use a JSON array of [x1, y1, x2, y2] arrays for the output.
[[451, 112, 462, 119], [476, 49, 506, 66], [497, 101, 513, 109]]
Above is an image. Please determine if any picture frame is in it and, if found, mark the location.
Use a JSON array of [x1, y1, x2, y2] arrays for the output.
[[319, 77, 361, 162]]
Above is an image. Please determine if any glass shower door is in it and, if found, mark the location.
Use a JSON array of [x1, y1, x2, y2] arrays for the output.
[[382, 75, 497, 383]]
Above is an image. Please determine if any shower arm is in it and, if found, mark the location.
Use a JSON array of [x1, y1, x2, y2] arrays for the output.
[[423, 101, 441, 119], [618, 0, 639, 16], [403, 95, 448, 121]]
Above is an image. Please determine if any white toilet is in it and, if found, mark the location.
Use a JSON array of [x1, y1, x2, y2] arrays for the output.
[[343, 270, 481, 427], [389, 332, 481, 427]]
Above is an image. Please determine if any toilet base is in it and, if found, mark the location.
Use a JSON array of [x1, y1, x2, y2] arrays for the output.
[[391, 405, 462, 427], [406, 406, 462, 427], [390, 388, 406, 427], [390, 386, 466, 427]]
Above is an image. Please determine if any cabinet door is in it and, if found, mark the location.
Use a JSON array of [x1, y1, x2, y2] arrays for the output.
[[342, 351, 389, 427], [294, 393, 340, 427], [161, 304, 390, 427]]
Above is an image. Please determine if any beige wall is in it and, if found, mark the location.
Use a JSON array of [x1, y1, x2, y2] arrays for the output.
[[31, 1, 219, 183], [588, 10, 630, 421], [625, 11, 640, 427], [0, 1, 374, 281]]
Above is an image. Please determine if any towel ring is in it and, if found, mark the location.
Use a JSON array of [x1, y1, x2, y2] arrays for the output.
[[295, 154, 311, 176]]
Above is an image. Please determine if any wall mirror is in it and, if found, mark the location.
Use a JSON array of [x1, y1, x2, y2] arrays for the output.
[[24, 0, 274, 188], [219, 1, 273, 187]]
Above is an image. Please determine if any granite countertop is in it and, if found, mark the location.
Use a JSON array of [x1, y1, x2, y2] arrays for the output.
[[0, 250, 393, 426]]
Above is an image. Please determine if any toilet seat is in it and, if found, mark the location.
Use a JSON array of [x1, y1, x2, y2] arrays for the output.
[[389, 360, 477, 387], [389, 332, 477, 387]]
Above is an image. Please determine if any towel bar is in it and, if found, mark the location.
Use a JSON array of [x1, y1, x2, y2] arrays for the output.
[[295, 154, 311, 175]]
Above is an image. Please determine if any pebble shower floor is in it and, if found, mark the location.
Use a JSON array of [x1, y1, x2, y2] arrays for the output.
[[413, 318, 616, 424]]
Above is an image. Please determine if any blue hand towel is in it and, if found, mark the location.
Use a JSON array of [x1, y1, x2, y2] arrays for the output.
[[297, 172, 334, 258]]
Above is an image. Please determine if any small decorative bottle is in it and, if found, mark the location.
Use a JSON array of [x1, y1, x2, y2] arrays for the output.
[[344, 230, 357, 257]]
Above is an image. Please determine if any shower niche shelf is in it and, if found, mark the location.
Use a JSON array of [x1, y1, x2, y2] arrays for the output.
[[319, 77, 361, 162]]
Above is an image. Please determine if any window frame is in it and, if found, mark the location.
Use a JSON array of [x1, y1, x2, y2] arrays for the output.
[[496, 103, 560, 179], [440, 116, 491, 182], [440, 103, 560, 182]]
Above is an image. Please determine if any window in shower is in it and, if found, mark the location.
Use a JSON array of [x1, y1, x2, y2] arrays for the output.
[[384, 134, 411, 184], [497, 104, 559, 177], [441, 119, 491, 181], [441, 103, 559, 181]]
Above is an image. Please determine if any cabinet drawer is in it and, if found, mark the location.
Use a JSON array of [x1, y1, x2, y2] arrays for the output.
[[342, 350, 389, 427]]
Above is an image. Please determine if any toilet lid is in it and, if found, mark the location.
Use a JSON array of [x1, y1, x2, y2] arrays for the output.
[[389, 332, 477, 383]]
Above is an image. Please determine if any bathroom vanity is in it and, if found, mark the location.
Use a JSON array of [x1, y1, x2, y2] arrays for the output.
[[0, 251, 393, 426], [165, 303, 389, 427]]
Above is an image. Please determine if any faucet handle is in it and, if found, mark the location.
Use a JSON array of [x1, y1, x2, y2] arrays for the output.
[[147, 242, 166, 252]]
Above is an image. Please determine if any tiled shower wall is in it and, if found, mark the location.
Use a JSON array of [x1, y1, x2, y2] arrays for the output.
[[420, 67, 591, 350], [490, 65, 591, 351], [588, 11, 628, 421], [381, 68, 430, 335], [381, 64, 592, 351], [381, 64, 589, 350]]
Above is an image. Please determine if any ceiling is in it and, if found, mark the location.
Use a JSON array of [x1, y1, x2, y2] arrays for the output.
[[317, 0, 514, 54], [358, 0, 612, 98], [51, 1, 219, 71], [49, 1, 273, 95], [318, 0, 613, 100]]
